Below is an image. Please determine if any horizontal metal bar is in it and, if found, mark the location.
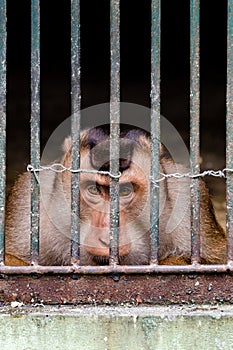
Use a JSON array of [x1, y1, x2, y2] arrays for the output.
[[0, 264, 232, 275], [0, 0, 6, 264]]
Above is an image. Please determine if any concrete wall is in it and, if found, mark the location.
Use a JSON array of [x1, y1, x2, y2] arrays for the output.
[[0, 305, 233, 349]]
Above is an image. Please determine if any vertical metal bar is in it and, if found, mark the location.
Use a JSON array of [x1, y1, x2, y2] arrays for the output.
[[71, 0, 81, 265], [150, 0, 161, 265], [109, 0, 120, 265], [226, 0, 233, 263], [0, 0, 6, 264], [30, 0, 40, 265], [190, 0, 200, 264]]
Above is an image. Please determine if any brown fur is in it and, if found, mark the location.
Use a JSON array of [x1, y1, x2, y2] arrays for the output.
[[5, 127, 226, 265]]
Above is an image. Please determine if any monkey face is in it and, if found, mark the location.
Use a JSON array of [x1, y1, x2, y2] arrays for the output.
[[37, 128, 153, 266], [79, 147, 151, 265]]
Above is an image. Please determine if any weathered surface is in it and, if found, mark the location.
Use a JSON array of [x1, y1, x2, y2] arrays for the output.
[[1, 305, 233, 349], [0, 274, 232, 306]]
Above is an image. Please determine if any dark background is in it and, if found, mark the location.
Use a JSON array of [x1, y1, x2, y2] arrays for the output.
[[6, 0, 227, 222]]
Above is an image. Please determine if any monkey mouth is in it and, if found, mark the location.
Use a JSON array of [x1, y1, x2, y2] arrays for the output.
[[92, 256, 110, 265], [92, 255, 125, 265]]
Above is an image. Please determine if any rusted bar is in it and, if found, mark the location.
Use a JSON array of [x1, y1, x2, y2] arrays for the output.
[[109, 0, 120, 265], [226, 0, 233, 263], [0, 263, 231, 275], [190, 0, 201, 264], [70, 0, 81, 265], [0, 0, 6, 264], [30, 0, 40, 265], [150, 0, 161, 264]]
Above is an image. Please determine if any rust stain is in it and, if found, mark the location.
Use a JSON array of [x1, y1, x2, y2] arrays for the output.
[[0, 274, 232, 306]]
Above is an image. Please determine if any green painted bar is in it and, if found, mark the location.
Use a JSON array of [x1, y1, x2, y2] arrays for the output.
[[30, 0, 40, 265], [150, 0, 161, 264], [226, 0, 233, 263], [190, 0, 201, 264], [109, 0, 120, 265], [71, 0, 81, 265], [0, 0, 6, 263]]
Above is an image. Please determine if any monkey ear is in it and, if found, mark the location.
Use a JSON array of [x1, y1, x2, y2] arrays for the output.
[[62, 137, 71, 153]]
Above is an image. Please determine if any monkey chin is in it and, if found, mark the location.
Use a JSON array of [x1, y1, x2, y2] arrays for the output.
[[86, 252, 150, 266]]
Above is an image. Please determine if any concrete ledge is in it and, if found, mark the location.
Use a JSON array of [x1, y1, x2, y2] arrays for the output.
[[0, 305, 233, 349]]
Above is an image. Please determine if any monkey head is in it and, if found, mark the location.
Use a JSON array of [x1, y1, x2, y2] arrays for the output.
[[58, 125, 153, 265]]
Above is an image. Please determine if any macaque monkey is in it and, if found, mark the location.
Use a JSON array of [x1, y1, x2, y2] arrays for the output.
[[5, 125, 226, 266]]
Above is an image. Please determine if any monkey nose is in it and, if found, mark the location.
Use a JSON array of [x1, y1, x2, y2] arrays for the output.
[[91, 212, 110, 229], [99, 236, 131, 257]]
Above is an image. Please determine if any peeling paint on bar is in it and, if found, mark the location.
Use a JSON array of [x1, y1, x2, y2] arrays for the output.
[[109, 0, 120, 265], [71, 0, 81, 265], [150, 0, 160, 264], [0, 264, 232, 275], [30, 0, 40, 265], [0, 0, 6, 264], [190, 0, 200, 264], [226, 0, 233, 263]]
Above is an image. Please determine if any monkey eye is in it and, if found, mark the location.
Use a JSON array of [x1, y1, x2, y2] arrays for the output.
[[119, 183, 133, 197], [87, 184, 101, 196]]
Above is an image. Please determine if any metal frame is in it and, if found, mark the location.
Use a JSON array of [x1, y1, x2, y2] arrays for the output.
[[0, 0, 231, 277]]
